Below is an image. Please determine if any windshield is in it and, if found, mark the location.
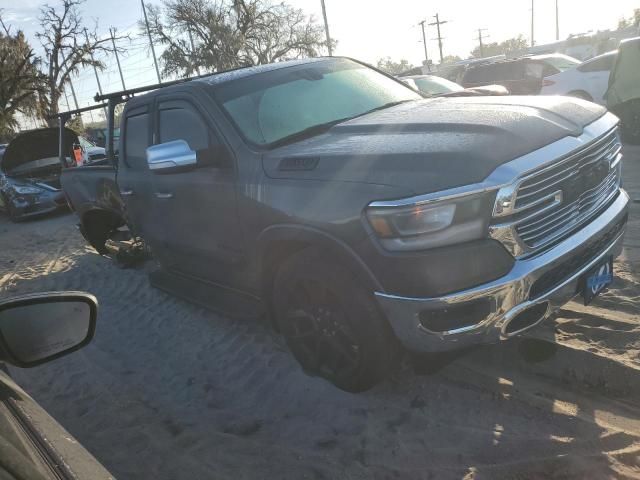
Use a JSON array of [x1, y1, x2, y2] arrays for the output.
[[541, 55, 581, 72], [413, 76, 464, 95], [79, 136, 96, 149], [214, 58, 421, 146]]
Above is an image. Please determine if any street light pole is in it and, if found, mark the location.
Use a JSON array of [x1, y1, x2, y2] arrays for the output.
[[418, 20, 429, 71], [531, 0, 535, 47], [320, 0, 333, 56], [555, 0, 560, 41]]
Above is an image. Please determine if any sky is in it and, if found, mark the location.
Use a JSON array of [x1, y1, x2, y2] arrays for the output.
[[1, 0, 638, 124]]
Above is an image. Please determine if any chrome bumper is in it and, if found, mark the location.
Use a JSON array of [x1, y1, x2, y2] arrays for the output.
[[375, 190, 629, 353]]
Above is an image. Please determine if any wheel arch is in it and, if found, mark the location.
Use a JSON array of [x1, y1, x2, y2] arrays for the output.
[[80, 207, 126, 254], [256, 225, 383, 329]]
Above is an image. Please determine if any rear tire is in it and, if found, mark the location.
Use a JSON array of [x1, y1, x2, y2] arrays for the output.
[[273, 247, 400, 392]]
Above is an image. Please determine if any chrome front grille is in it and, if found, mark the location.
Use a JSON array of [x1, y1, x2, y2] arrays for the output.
[[490, 127, 622, 257]]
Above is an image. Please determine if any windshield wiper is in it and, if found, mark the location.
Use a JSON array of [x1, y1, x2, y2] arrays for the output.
[[270, 116, 355, 147], [270, 100, 413, 148], [355, 99, 413, 117]]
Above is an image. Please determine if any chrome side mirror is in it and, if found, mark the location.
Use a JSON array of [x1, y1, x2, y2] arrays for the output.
[[0, 292, 97, 368], [146, 140, 197, 173]]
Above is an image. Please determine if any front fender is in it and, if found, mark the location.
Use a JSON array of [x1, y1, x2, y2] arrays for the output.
[[255, 224, 383, 294]]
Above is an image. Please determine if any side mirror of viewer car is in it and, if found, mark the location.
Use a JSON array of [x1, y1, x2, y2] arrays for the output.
[[0, 292, 97, 368]]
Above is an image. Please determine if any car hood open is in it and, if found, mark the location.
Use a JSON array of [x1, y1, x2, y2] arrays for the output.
[[263, 96, 607, 195], [2, 127, 78, 175]]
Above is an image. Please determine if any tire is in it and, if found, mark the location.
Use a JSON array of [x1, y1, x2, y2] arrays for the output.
[[568, 90, 593, 102], [614, 100, 640, 145], [273, 247, 400, 392]]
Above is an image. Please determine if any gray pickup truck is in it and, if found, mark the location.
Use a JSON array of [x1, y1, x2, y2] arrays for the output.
[[62, 57, 629, 391]]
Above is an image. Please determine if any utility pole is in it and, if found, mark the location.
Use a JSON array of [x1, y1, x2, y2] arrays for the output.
[[530, 0, 535, 47], [418, 20, 430, 71], [320, 0, 333, 56], [84, 28, 107, 119], [188, 28, 201, 75], [110, 27, 126, 90], [476, 28, 489, 57], [141, 0, 162, 82], [429, 13, 448, 64], [555, 0, 560, 40], [59, 52, 80, 111]]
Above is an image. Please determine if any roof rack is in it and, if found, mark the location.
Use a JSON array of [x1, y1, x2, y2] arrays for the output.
[[47, 102, 109, 121], [93, 71, 213, 102]]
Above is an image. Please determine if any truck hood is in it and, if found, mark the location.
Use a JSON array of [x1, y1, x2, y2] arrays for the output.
[[1, 127, 77, 175], [262, 96, 607, 195]]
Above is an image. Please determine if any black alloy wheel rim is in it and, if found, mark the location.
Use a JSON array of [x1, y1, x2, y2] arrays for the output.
[[284, 278, 362, 380]]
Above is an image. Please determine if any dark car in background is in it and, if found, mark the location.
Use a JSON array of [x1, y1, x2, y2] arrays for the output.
[[0, 128, 76, 221], [461, 53, 580, 95], [606, 36, 640, 144]]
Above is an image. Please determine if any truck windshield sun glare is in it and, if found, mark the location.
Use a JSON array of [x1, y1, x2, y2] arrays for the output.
[[213, 58, 421, 147]]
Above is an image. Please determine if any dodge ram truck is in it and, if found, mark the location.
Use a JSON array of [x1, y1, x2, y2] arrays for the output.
[[62, 57, 629, 391]]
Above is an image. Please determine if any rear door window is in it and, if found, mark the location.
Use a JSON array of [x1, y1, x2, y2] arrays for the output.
[[123, 110, 150, 170]]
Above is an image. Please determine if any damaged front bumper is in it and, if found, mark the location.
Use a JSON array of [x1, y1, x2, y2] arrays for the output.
[[375, 190, 629, 353], [9, 190, 68, 219]]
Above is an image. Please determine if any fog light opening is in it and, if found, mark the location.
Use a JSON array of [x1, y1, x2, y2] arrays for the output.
[[504, 302, 549, 336], [419, 298, 492, 334]]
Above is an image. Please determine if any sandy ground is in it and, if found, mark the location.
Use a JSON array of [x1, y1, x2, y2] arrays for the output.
[[1, 146, 640, 479]]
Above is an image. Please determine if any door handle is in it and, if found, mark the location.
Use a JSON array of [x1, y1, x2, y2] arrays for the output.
[[120, 189, 134, 196], [155, 192, 174, 199]]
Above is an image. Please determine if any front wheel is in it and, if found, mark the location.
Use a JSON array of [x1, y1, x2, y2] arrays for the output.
[[273, 248, 399, 392]]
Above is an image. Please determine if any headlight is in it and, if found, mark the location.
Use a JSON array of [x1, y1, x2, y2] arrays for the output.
[[14, 185, 43, 195], [366, 191, 496, 251]]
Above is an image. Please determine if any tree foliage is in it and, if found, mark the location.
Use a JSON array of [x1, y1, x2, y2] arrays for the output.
[[441, 55, 462, 64], [470, 35, 529, 58], [143, 0, 331, 77], [37, 0, 125, 125], [376, 57, 415, 75], [0, 16, 46, 140], [618, 8, 640, 29]]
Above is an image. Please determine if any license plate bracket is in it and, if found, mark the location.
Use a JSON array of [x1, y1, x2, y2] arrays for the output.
[[582, 256, 613, 305]]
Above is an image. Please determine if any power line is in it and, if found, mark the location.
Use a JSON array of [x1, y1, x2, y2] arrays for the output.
[[428, 13, 448, 64]]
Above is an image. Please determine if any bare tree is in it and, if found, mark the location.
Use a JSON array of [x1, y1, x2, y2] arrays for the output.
[[37, 0, 125, 125], [143, 0, 331, 78], [0, 15, 46, 140]]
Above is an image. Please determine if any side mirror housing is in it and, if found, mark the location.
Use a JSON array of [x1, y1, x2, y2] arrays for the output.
[[0, 292, 97, 368], [146, 140, 197, 174]]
